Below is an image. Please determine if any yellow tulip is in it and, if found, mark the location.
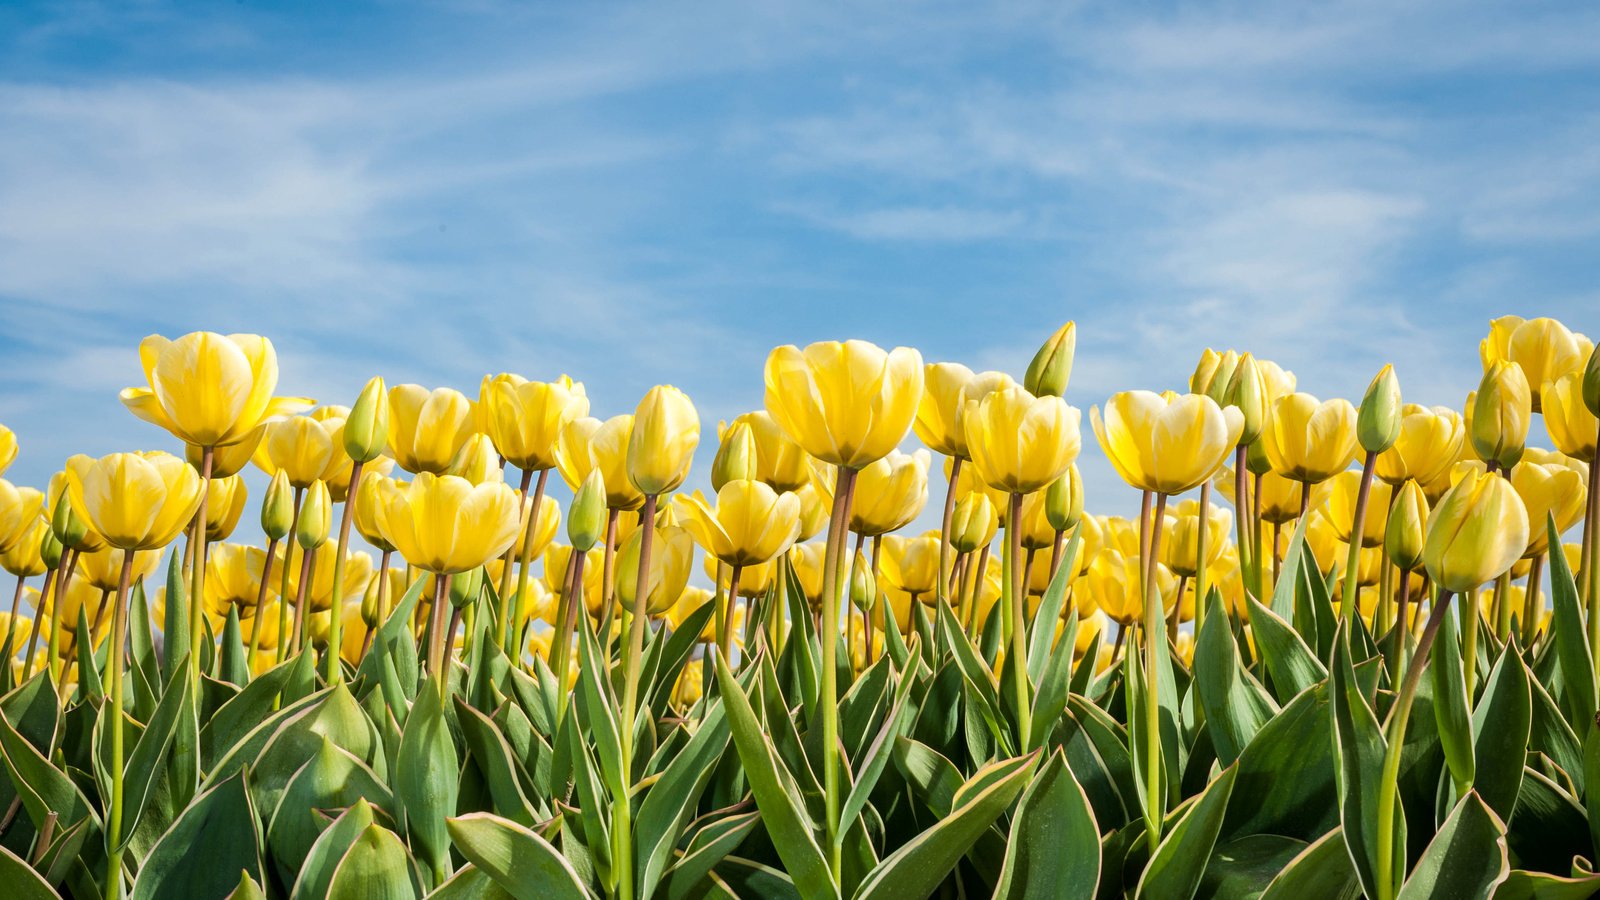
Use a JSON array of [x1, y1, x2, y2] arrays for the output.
[[718, 411, 811, 493], [374, 472, 521, 574], [478, 374, 590, 472], [1385, 481, 1428, 571], [949, 492, 998, 554], [204, 474, 248, 541], [628, 385, 700, 496], [0, 480, 44, 554], [353, 475, 399, 553], [274, 543, 374, 612], [614, 523, 693, 616], [764, 339, 924, 470], [556, 415, 644, 511], [120, 332, 312, 448], [1543, 372, 1597, 463], [965, 386, 1082, 495], [676, 481, 802, 568], [75, 547, 162, 592], [0, 517, 49, 577], [505, 494, 561, 563], [666, 588, 720, 643], [296, 480, 332, 550], [788, 541, 827, 608], [188, 426, 264, 479], [45, 576, 110, 642], [0, 610, 36, 651], [1081, 550, 1175, 625], [1374, 404, 1465, 486], [1303, 510, 1345, 576], [541, 544, 605, 617], [915, 364, 1016, 460], [204, 543, 269, 612], [252, 414, 336, 488], [844, 449, 930, 536], [1263, 393, 1359, 484], [794, 483, 829, 540], [1098, 515, 1142, 558], [64, 452, 203, 551], [1480, 316, 1593, 412], [1469, 362, 1532, 469], [881, 532, 942, 597], [1504, 460, 1585, 557], [1014, 490, 1061, 552], [386, 384, 477, 475], [1324, 470, 1394, 548], [1163, 498, 1232, 578], [1216, 465, 1305, 525], [1424, 467, 1529, 593], [705, 555, 777, 599], [446, 433, 505, 485], [0, 425, 14, 476], [301, 405, 394, 500], [1092, 391, 1243, 495]]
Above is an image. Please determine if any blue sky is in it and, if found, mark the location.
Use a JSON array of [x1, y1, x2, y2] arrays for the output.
[[1, 0, 1597, 530]]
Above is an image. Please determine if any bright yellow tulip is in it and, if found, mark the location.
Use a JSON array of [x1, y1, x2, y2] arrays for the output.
[[374, 472, 521, 575], [1163, 498, 1231, 578], [614, 523, 693, 616], [188, 426, 264, 479], [718, 411, 811, 493], [764, 339, 923, 470], [676, 482, 802, 568], [556, 415, 644, 511], [0, 425, 14, 476], [1092, 391, 1243, 495], [478, 374, 589, 472], [75, 547, 162, 592], [881, 532, 941, 597], [0, 480, 44, 554], [275, 543, 374, 612], [965, 386, 1082, 495], [788, 541, 827, 608], [915, 364, 1016, 460], [120, 332, 312, 448], [705, 555, 777, 599], [252, 414, 336, 488], [1263, 393, 1358, 484], [446, 433, 505, 485], [1503, 460, 1586, 557], [204, 474, 248, 541], [1543, 372, 1597, 463], [353, 475, 399, 553], [386, 384, 477, 475], [628, 385, 699, 496], [1324, 470, 1394, 548], [0, 518, 48, 577], [1480, 316, 1593, 412], [949, 492, 998, 554], [1424, 467, 1529, 593], [844, 449, 931, 536], [1374, 404, 1465, 486], [204, 543, 269, 613], [541, 544, 605, 617], [64, 451, 203, 551]]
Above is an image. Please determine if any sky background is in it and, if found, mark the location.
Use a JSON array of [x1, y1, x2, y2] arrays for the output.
[[1, 0, 1597, 549]]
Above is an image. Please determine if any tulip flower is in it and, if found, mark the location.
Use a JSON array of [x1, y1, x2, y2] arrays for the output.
[[710, 421, 758, 491], [75, 546, 161, 593], [0, 424, 15, 476], [880, 532, 941, 601], [386, 384, 477, 475], [0, 517, 49, 579], [718, 411, 811, 493], [1163, 499, 1231, 579], [1262, 393, 1359, 490], [203, 474, 248, 541], [1373, 404, 1465, 487], [479, 373, 589, 473], [1480, 315, 1593, 412], [1469, 362, 1532, 470], [120, 332, 311, 450], [204, 543, 269, 615], [1092, 392, 1243, 497], [0, 480, 44, 554], [613, 523, 693, 618], [677, 481, 802, 657]]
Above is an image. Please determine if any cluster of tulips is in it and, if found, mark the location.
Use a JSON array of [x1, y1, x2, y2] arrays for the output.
[[0, 316, 1596, 900]]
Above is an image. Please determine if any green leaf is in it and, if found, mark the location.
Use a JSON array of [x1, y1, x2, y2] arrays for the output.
[[1494, 863, 1600, 900], [218, 605, 249, 686], [936, 599, 1013, 756], [0, 842, 61, 900], [1136, 763, 1238, 900], [1198, 835, 1309, 900], [395, 686, 459, 885], [710, 650, 835, 899], [426, 866, 516, 900], [1431, 606, 1475, 792], [1246, 597, 1326, 702], [1471, 642, 1532, 821], [1546, 519, 1594, 725], [854, 752, 1036, 900], [1394, 793, 1508, 900], [1025, 532, 1079, 685], [635, 704, 731, 900], [199, 654, 297, 768], [839, 659, 917, 834], [1195, 595, 1278, 765], [1258, 828, 1359, 900], [1269, 515, 1311, 621], [113, 654, 193, 851], [994, 749, 1099, 899], [1027, 607, 1078, 752], [454, 701, 539, 827], [446, 812, 591, 900], [162, 549, 189, 682], [0, 700, 100, 844], [290, 798, 378, 900], [1329, 624, 1393, 900], [327, 823, 422, 900], [131, 768, 262, 900], [268, 737, 395, 888], [660, 811, 760, 900]]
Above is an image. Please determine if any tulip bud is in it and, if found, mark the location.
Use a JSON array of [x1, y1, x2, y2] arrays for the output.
[[627, 385, 700, 496], [50, 494, 90, 551], [449, 565, 485, 609], [568, 470, 607, 552], [1357, 364, 1402, 454], [1469, 361, 1531, 470], [1245, 438, 1273, 477], [262, 470, 295, 542], [361, 576, 383, 627], [1423, 467, 1528, 594], [711, 422, 759, 491], [344, 376, 391, 464], [1584, 342, 1600, 416], [40, 528, 63, 570], [1023, 322, 1076, 398], [1191, 349, 1222, 396], [950, 492, 997, 554], [1227, 354, 1266, 445], [1044, 465, 1082, 532], [1385, 481, 1427, 571], [1205, 351, 1239, 407], [849, 551, 876, 613], [296, 480, 331, 550]]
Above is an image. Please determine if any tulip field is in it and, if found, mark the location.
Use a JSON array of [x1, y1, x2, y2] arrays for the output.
[[0, 320, 1598, 900]]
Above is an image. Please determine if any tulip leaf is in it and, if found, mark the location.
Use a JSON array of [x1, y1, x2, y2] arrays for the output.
[[396, 684, 459, 885], [1431, 606, 1475, 792], [1197, 835, 1310, 899], [114, 653, 193, 851], [227, 870, 268, 900], [0, 698, 100, 842], [648, 597, 715, 716], [1270, 514, 1311, 622], [635, 703, 731, 900], [1471, 642, 1532, 821], [1025, 532, 1079, 685], [711, 649, 835, 899], [290, 797, 377, 900], [1135, 763, 1237, 900], [1246, 597, 1326, 702], [659, 811, 760, 900], [0, 842, 61, 900], [218, 605, 249, 687], [1494, 864, 1600, 900], [131, 767, 262, 900], [1545, 520, 1595, 726], [199, 653, 298, 768], [327, 823, 422, 900], [1026, 607, 1078, 752], [994, 748, 1100, 899], [1194, 593, 1278, 765], [426, 865, 516, 900], [454, 700, 539, 827], [935, 599, 1012, 756], [162, 549, 189, 682], [1257, 827, 1359, 900], [574, 615, 624, 796], [446, 812, 591, 900], [1504, 765, 1589, 875], [839, 658, 918, 833], [1394, 793, 1508, 900], [268, 736, 394, 888], [73, 605, 102, 706], [1329, 624, 1393, 900], [853, 752, 1036, 900]]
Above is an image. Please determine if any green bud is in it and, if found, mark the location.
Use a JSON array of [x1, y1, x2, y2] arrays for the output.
[[295, 480, 331, 550], [1469, 361, 1531, 470], [848, 550, 876, 613], [1584, 342, 1600, 416], [344, 376, 391, 463], [40, 528, 63, 570], [711, 421, 758, 491], [950, 492, 996, 554], [1385, 481, 1427, 571], [568, 469, 607, 552], [449, 565, 485, 609], [1357, 364, 1402, 454], [50, 493, 90, 551], [262, 471, 295, 542], [1245, 437, 1273, 477], [1227, 354, 1266, 445], [1044, 465, 1082, 532], [1023, 321, 1076, 397]]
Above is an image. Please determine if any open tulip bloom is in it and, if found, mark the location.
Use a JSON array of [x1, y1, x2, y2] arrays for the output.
[[0, 322, 1595, 900]]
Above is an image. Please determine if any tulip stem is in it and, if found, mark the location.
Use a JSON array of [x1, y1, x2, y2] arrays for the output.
[[1006, 492, 1032, 748], [1521, 555, 1544, 649], [1340, 452, 1377, 622], [497, 468, 535, 643], [722, 564, 742, 663], [938, 458, 963, 603], [1049, 528, 1065, 581], [506, 468, 550, 659], [1391, 567, 1412, 676], [188, 447, 213, 685], [964, 545, 990, 633], [105, 550, 136, 900], [1195, 479, 1212, 639], [1141, 492, 1170, 855], [598, 509, 621, 646], [291, 548, 317, 654], [324, 460, 363, 684], [427, 574, 452, 698], [1232, 447, 1251, 607], [1252, 469, 1265, 602], [1376, 591, 1452, 900], [617, 492, 661, 900], [249, 537, 278, 678], [48, 550, 77, 688], [275, 487, 305, 666], [1462, 586, 1482, 699], [4, 574, 25, 672], [551, 548, 583, 719], [817, 467, 858, 882], [24, 565, 55, 679]]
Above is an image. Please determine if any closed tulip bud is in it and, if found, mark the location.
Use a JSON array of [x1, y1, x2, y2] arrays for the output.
[[1584, 342, 1600, 415], [719, 411, 810, 493], [627, 385, 700, 497], [1423, 467, 1528, 594], [1023, 321, 1076, 398], [204, 474, 248, 541], [711, 422, 759, 491], [1044, 465, 1082, 532], [848, 551, 876, 613], [1357, 364, 1402, 454], [262, 471, 295, 542], [448, 565, 484, 609], [614, 523, 693, 616], [1226, 354, 1267, 445], [478, 374, 589, 472], [344, 376, 390, 463], [40, 527, 63, 570], [296, 480, 331, 550], [51, 492, 92, 551], [1385, 481, 1427, 571], [1192, 349, 1239, 404], [1245, 437, 1274, 477], [568, 470, 607, 552], [950, 492, 998, 554], [64, 451, 204, 551], [1469, 361, 1531, 470]]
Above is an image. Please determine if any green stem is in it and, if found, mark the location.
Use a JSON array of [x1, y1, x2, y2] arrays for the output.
[[1231, 447, 1250, 605], [937, 458, 962, 603], [104, 550, 136, 900], [506, 468, 549, 658], [249, 538, 278, 678], [818, 467, 858, 881], [325, 460, 363, 683], [616, 492, 661, 900], [24, 565, 55, 679], [1340, 451, 1377, 620], [1142, 490, 1169, 855], [496, 468, 535, 645], [551, 549, 583, 721], [188, 447, 214, 684], [1462, 586, 1481, 701], [427, 574, 452, 698], [1007, 492, 1031, 747], [275, 488, 304, 666], [1194, 479, 1211, 639], [1584, 436, 1599, 684], [721, 564, 742, 663], [1375, 592, 1452, 900]]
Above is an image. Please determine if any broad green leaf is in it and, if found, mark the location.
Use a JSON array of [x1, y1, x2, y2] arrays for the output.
[[395, 686, 459, 886], [838, 660, 917, 834], [1471, 643, 1532, 821], [1394, 793, 1508, 900], [1025, 532, 1079, 685], [1135, 764, 1238, 900], [1431, 607, 1474, 791], [1258, 828, 1359, 900], [1494, 864, 1600, 900], [1198, 835, 1308, 900], [327, 823, 422, 900], [199, 654, 298, 768], [1545, 518, 1594, 725], [1329, 625, 1393, 900], [994, 749, 1099, 899], [162, 549, 189, 682], [291, 798, 378, 900], [268, 737, 394, 888], [635, 704, 731, 900], [1195, 595, 1278, 765], [1246, 597, 1326, 701], [661, 811, 760, 900], [446, 812, 591, 900], [454, 701, 537, 826], [0, 842, 60, 900], [131, 768, 262, 900], [1026, 607, 1078, 752], [427, 865, 515, 900]]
